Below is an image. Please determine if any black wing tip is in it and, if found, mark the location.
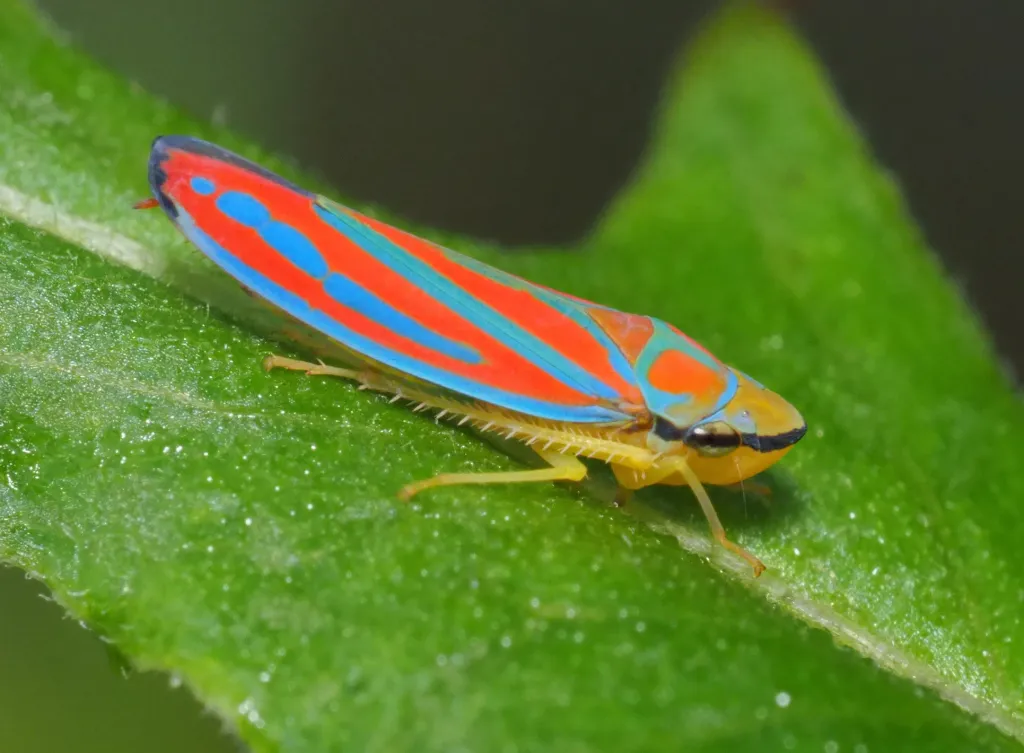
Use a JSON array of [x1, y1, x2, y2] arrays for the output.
[[150, 134, 242, 162], [146, 134, 312, 199], [146, 135, 179, 219]]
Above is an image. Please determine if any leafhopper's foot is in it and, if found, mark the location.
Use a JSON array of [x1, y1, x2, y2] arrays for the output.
[[714, 533, 766, 578]]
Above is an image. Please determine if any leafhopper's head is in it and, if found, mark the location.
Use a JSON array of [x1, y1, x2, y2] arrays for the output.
[[650, 369, 806, 485]]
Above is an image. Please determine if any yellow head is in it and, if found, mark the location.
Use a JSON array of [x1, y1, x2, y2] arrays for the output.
[[648, 369, 806, 486]]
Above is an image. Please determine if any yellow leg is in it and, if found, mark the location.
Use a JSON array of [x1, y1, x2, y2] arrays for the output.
[[262, 354, 361, 380], [668, 457, 766, 577], [398, 447, 587, 501]]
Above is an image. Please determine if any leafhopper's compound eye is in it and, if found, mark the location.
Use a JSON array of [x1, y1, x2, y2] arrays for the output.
[[685, 421, 741, 457]]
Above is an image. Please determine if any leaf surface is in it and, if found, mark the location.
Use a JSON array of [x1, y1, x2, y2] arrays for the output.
[[0, 2, 1021, 751]]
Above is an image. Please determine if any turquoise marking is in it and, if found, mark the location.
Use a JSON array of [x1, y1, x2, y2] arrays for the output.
[[314, 202, 630, 404], [168, 206, 624, 424], [323, 272, 481, 364], [261, 223, 329, 279], [692, 400, 755, 435], [190, 177, 216, 195], [217, 191, 329, 280], [720, 399, 757, 435], [216, 191, 268, 225], [634, 319, 738, 422], [213, 191, 475, 362], [446, 251, 638, 388]]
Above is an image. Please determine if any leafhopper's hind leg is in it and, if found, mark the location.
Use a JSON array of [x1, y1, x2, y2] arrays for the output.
[[668, 458, 767, 577], [263, 354, 403, 395], [263, 354, 361, 381], [398, 447, 588, 501]]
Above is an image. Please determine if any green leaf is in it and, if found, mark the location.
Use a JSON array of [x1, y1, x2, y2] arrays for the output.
[[1, 1, 1022, 752]]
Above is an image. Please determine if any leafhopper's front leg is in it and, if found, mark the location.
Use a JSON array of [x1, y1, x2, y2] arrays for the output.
[[398, 447, 588, 501], [667, 457, 766, 577]]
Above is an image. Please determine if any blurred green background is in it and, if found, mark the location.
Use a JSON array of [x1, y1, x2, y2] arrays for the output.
[[3, 0, 1022, 751]]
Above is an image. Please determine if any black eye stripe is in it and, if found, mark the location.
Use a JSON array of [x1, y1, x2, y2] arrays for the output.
[[740, 424, 808, 453], [653, 417, 685, 442], [654, 419, 808, 454]]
